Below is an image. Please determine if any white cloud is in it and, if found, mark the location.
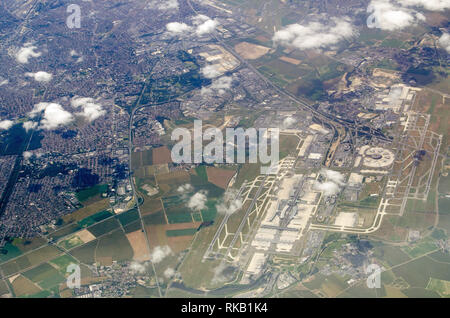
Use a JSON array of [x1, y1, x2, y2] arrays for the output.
[[29, 102, 74, 130], [313, 181, 341, 196], [195, 18, 218, 36], [201, 64, 222, 79], [201, 76, 233, 95], [188, 190, 208, 211], [313, 169, 346, 196], [367, 0, 426, 31], [70, 50, 84, 63], [130, 261, 147, 274], [216, 189, 243, 216], [25, 71, 53, 83], [71, 97, 106, 122], [164, 267, 175, 279], [166, 22, 192, 36], [439, 32, 450, 53], [150, 246, 172, 263], [23, 151, 33, 160], [166, 15, 218, 37], [0, 79, 8, 86], [177, 183, 193, 194], [211, 262, 233, 284], [282, 116, 297, 129], [367, 0, 450, 31], [401, 0, 450, 11], [23, 151, 41, 160], [0, 120, 14, 130], [148, 0, 179, 10], [321, 168, 346, 186], [22, 121, 38, 132], [15, 45, 41, 64], [273, 17, 356, 50]]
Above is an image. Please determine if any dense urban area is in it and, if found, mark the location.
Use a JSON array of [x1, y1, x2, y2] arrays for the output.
[[0, 0, 449, 299]]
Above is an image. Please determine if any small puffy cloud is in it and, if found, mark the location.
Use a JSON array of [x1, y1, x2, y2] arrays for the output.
[[282, 116, 297, 129], [130, 261, 147, 274], [313, 181, 341, 196], [439, 32, 450, 53], [148, 0, 179, 10], [194, 16, 218, 36], [70, 50, 84, 63], [313, 169, 346, 196], [22, 121, 38, 132], [0, 120, 14, 130], [201, 64, 222, 79], [23, 151, 33, 160], [212, 262, 234, 285], [15, 45, 41, 64], [188, 190, 208, 211], [23, 151, 41, 160], [216, 189, 243, 216], [29, 102, 74, 130], [201, 76, 233, 95], [166, 22, 192, 36], [71, 97, 106, 122], [321, 168, 346, 186], [401, 0, 450, 11], [273, 18, 356, 50], [164, 267, 175, 279], [367, 0, 426, 31], [151, 246, 172, 263], [25, 71, 53, 83], [0, 79, 8, 86], [177, 183, 193, 194], [166, 15, 218, 37]]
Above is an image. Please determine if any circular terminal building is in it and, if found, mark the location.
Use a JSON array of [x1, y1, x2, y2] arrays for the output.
[[362, 147, 395, 168]]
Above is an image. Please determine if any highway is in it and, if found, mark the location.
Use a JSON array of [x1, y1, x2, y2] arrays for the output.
[[127, 90, 163, 297]]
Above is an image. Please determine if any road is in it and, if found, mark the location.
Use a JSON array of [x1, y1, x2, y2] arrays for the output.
[[127, 83, 163, 297]]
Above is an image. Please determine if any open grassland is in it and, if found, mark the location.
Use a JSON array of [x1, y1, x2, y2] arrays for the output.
[[49, 255, 78, 275], [76, 184, 108, 203], [62, 199, 110, 223]]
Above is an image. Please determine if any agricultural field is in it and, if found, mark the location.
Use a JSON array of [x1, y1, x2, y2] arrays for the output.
[[1, 245, 61, 277], [62, 199, 110, 223]]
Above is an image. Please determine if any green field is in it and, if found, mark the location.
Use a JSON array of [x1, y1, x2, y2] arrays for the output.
[[70, 240, 98, 264], [143, 211, 167, 226], [123, 219, 143, 233], [0, 242, 22, 262], [48, 224, 82, 241], [95, 229, 134, 262], [116, 209, 140, 226], [78, 210, 113, 228], [22, 263, 65, 290], [166, 228, 198, 237], [50, 255, 78, 275], [1, 246, 61, 277], [76, 184, 108, 202], [87, 218, 120, 237]]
